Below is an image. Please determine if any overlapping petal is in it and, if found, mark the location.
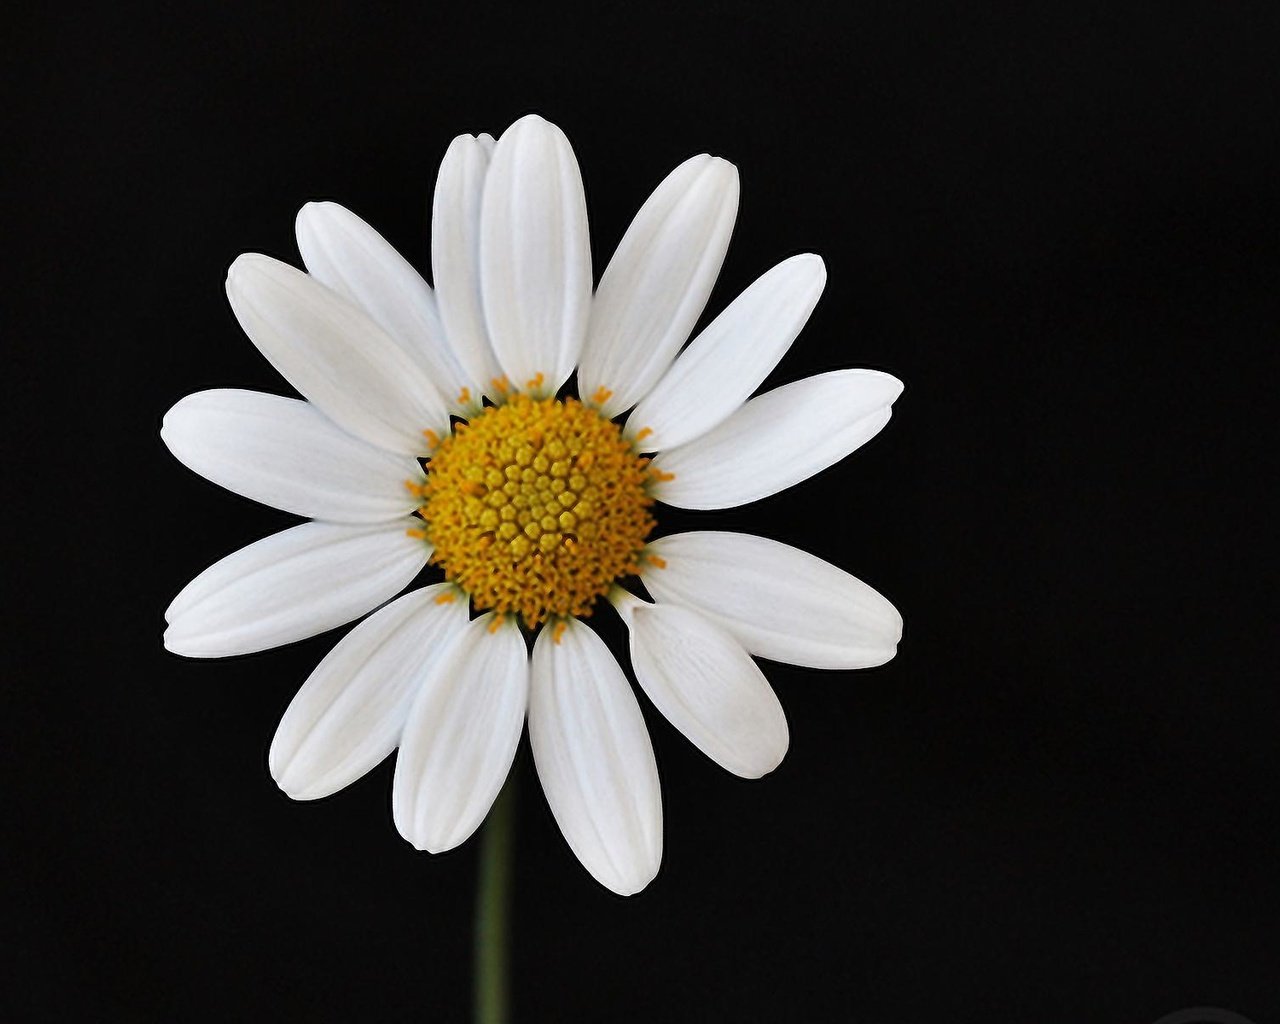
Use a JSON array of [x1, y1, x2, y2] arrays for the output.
[[529, 619, 662, 895], [578, 154, 738, 418], [625, 254, 826, 451], [164, 522, 429, 658], [615, 593, 788, 779], [432, 133, 504, 402], [270, 584, 469, 800], [295, 201, 466, 402], [161, 388, 422, 522], [480, 115, 591, 395], [226, 253, 451, 453], [393, 615, 529, 853], [643, 531, 901, 668], [651, 369, 903, 509]]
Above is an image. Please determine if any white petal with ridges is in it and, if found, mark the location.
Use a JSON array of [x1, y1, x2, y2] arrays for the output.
[[393, 615, 529, 853], [432, 133, 504, 402], [529, 619, 662, 896], [295, 201, 466, 403], [578, 155, 739, 418], [270, 584, 469, 800], [615, 593, 788, 779], [226, 253, 450, 453], [625, 254, 826, 450], [161, 389, 422, 522], [651, 369, 903, 509], [643, 532, 901, 668], [164, 522, 429, 658], [480, 115, 591, 395]]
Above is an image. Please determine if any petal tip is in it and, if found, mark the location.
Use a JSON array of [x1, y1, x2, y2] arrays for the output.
[[295, 199, 326, 221], [225, 251, 277, 293], [421, 831, 460, 855], [604, 870, 658, 897], [796, 252, 827, 278], [868, 642, 901, 667], [507, 112, 556, 137], [272, 769, 321, 802], [735, 744, 788, 780], [162, 624, 196, 656], [294, 201, 338, 240], [445, 132, 481, 154], [710, 155, 740, 182]]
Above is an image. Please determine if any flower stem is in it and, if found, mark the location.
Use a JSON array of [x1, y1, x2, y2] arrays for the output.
[[474, 774, 515, 1024]]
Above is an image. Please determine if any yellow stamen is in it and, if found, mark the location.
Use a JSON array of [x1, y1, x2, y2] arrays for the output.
[[591, 386, 612, 407], [458, 386, 472, 406], [634, 427, 653, 442], [406, 527, 428, 540], [491, 376, 510, 395], [423, 428, 441, 450], [526, 371, 545, 392], [552, 621, 567, 645], [649, 468, 676, 483], [420, 394, 656, 628], [434, 591, 455, 604], [644, 553, 667, 569]]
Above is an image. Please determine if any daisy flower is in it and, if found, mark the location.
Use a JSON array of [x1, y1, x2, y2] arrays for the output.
[[162, 114, 903, 896]]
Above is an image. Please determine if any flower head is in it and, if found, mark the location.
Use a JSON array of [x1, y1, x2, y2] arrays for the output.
[[162, 114, 903, 895]]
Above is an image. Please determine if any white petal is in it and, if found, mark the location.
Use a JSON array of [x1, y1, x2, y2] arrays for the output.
[[270, 584, 469, 800], [295, 201, 467, 404], [615, 594, 788, 779], [578, 155, 739, 418], [529, 619, 662, 896], [164, 522, 429, 658], [480, 115, 591, 395], [625, 254, 826, 450], [392, 615, 529, 853], [643, 532, 901, 669], [161, 389, 423, 523], [432, 134, 504, 402], [226, 253, 450, 454], [651, 369, 903, 510]]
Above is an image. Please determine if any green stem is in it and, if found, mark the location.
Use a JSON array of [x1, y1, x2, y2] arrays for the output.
[[474, 774, 515, 1024]]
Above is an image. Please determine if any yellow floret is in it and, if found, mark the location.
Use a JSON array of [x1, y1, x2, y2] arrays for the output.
[[418, 393, 658, 627]]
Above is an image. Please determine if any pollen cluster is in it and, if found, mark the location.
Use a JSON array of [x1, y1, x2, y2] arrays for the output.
[[414, 393, 658, 628]]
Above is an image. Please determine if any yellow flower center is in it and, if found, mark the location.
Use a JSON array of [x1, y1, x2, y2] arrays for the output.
[[414, 392, 658, 628]]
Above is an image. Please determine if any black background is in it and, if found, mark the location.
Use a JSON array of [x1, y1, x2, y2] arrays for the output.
[[8, 2, 1279, 1021]]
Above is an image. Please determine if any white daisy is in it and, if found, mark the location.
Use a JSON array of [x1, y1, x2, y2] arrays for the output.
[[162, 113, 903, 896]]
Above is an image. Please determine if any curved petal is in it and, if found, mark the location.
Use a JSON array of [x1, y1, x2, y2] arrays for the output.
[[164, 522, 430, 658], [651, 369, 903, 510], [625, 254, 826, 450], [161, 389, 423, 523], [295, 201, 466, 404], [529, 619, 662, 896], [392, 614, 529, 853], [432, 133, 504, 403], [578, 155, 739, 418], [480, 114, 591, 396], [226, 253, 450, 454], [614, 592, 788, 779], [643, 532, 901, 669], [269, 584, 469, 800]]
